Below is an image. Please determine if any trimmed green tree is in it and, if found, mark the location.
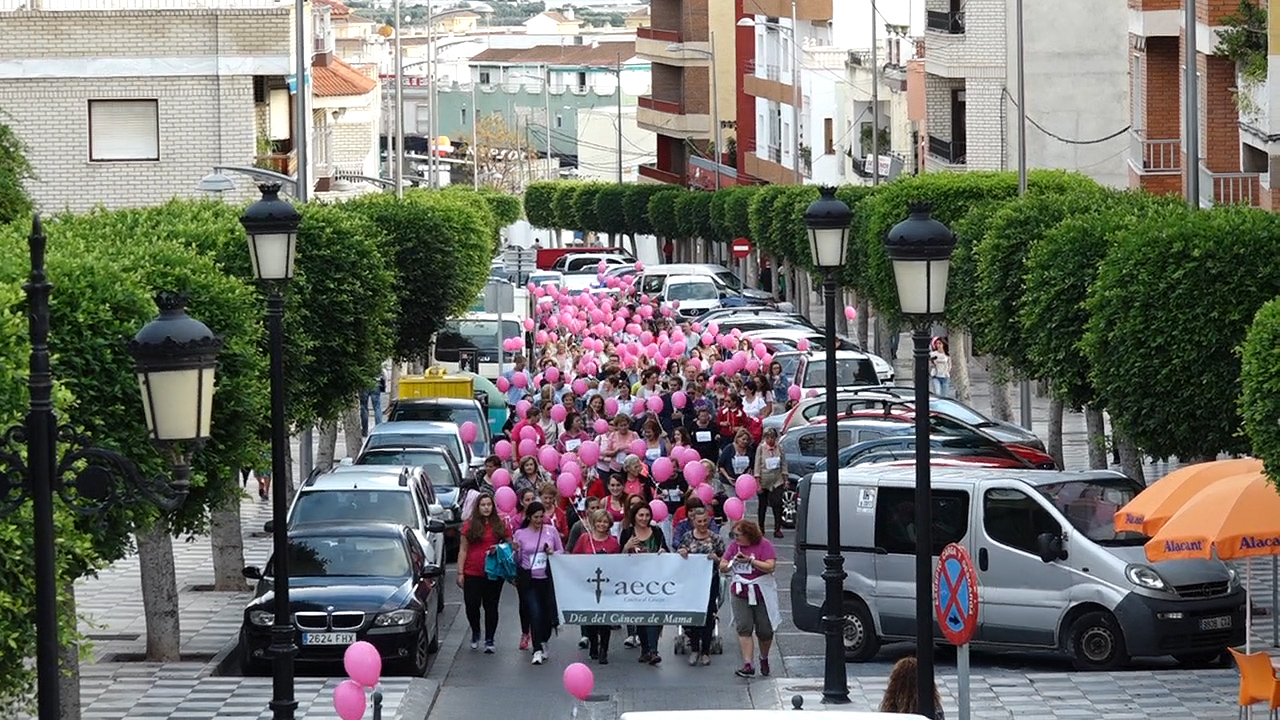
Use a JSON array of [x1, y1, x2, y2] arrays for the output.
[[523, 181, 558, 230], [1241, 298, 1280, 487]]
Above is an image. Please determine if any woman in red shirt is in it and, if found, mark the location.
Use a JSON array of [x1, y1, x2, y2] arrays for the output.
[[537, 482, 571, 541], [456, 492, 509, 653]]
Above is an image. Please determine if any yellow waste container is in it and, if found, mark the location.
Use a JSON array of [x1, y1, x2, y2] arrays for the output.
[[398, 366, 475, 400]]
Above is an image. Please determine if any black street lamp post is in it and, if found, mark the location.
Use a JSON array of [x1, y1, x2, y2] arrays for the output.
[[884, 203, 956, 719], [803, 187, 854, 706], [239, 183, 302, 720], [0, 216, 222, 720]]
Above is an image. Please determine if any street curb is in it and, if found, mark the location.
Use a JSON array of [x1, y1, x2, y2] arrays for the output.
[[209, 633, 242, 678], [409, 601, 465, 720]]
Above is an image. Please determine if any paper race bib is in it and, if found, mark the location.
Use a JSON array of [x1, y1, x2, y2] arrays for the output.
[[765, 457, 781, 470], [732, 455, 749, 473], [645, 447, 661, 461], [531, 553, 548, 571], [665, 488, 683, 502], [565, 438, 582, 452], [696, 431, 711, 443], [615, 451, 627, 464], [732, 559, 753, 575]]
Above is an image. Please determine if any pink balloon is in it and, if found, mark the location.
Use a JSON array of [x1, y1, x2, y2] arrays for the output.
[[333, 679, 367, 720], [646, 395, 664, 413], [578, 440, 602, 466], [523, 318, 535, 331], [563, 661, 595, 701], [631, 399, 647, 417], [629, 438, 647, 457], [648, 498, 669, 523], [669, 446, 687, 466], [797, 338, 811, 352], [724, 496, 745, 521], [672, 391, 687, 409], [572, 378, 588, 394], [492, 468, 511, 488], [683, 460, 707, 487], [694, 482, 715, 503], [806, 389, 820, 398], [604, 397, 619, 416], [712, 361, 725, 376], [634, 261, 644, 271], [496, 376, 510, 392], [845, 305, 857, 321], [545, 366, 560, 383], [652, 456, 674, 483], [550, 404, 568, 423], [513, 372, 529, 389], [788, 384, 802, 401], [343, 640, 382, 687], [557, 472, 579, 498], [494, 439, 512, 461], [593, 418, 609, 435], [539, 446, 561, 472], [518, 438, 538, 459], [735, 474, 758, 500], [562, 458, 581, 478], [701, 332, 714, 347], [495, 485, 518, 513], [753, 344, 768, 359], [515, 401, 531, 420], [459, 421, 478, 444], [519, 425, 537, 442]]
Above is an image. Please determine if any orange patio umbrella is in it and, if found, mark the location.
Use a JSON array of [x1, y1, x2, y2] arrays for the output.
[[1113, 457, 1262, 534]]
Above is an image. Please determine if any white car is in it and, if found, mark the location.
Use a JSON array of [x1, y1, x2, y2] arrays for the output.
[[661, 275, 722, 317], [363, 420, 478, 471]]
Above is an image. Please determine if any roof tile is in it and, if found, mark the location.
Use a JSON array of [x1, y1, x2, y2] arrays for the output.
[[312, 57, 377, 97]]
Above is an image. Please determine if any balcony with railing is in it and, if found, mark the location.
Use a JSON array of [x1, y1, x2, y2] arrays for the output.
[[639, 95, 684, 115], [636, 26, 681, 44], [1199, 163, 1260, 207], [638, 163, 685, 185], [927, 136, 966, 166], [256, 150, 297, 176], [926, 10, 964, 34], [0, 0, 282, 7], [313, 6, 335, 58], [1128, 130, 1180, 175]]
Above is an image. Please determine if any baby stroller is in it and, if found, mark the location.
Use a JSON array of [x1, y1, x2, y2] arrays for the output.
[[672, 574, 728, 656]]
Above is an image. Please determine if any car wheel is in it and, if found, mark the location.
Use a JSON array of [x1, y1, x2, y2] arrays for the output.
[[843, 598, 880, 662], [427, 612, 441, 654], [1173, 650, 1226, 668], [779, 488, 798, 529], [1068, 610, 1128, 671]]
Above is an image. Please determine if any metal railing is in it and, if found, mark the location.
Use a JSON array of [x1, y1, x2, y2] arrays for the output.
[[313, 7, 335, 57], [1128, 130, 1180, 174], [255, 151, 297, 176], [927, 136, 966, 165], [1199, 164, 1260, 207], [0, 0, 284, 8], [926, 10, 965, 34], [639, 95, 683, 114], [636, 26, 682, 44], [746, 59, 782, 82], [767, 144, 782, 164]]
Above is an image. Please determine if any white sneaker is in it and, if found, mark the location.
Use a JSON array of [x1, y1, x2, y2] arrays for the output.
[[531, 650, 546, 665], [578, 636, 590, 649], [623, 635, 638, 648]]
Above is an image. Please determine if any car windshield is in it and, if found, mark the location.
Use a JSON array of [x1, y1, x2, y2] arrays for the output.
[[367, 433, 464, 464], [436, 319, 521, 353], [291, 490, 416, 527], [1036, 478, 1147, 546], [928, 397, 990, 426], [282, 536, 411, 578], [714, 271, 743, 291], [668, 282, 717, 301], [358, 451, 459, 488], [389, 405, 486, 455], [802, 358, 879, 387]]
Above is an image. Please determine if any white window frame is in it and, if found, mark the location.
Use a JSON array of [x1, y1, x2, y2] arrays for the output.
[[88, 99, 159, 162]]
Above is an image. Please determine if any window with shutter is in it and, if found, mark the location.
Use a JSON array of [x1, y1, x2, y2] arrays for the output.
[[88, 100, 159, 161]]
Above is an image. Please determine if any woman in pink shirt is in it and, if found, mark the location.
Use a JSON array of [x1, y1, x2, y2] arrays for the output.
[[571, 508, 621, 664], [599, 414, 640, 477], [512, 501, 564, 665], [719, 520, 780, 679]]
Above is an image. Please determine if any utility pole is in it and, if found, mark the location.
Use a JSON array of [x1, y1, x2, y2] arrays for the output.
[[791, 1, 800, 184], [1015, 0, 1033, 432], [471, 79, 479, 189], [294, 0, 313, 480], [710, 31, 721, 191], [870, 0, 880, 186], [1184, 0, 1200, 206], [616, 52, 623, 183], [393, 0, 404, 197], [544, 62, 552, 178]]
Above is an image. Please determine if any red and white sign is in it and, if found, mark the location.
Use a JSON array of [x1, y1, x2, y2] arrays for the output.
[[934, 542, 979, 646], [378, 75, 427, 87], [731, 237, 752, 260]]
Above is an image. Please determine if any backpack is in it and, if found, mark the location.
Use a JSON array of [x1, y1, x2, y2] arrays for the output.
[[485, 542, 517, 582]]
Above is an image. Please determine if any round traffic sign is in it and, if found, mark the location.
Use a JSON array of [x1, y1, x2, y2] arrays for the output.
[[731, 237, 752, 260], [934, 542, 979, 646]]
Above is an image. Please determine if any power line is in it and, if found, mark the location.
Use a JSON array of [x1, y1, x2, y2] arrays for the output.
[[1002, 88, 1130, 145]]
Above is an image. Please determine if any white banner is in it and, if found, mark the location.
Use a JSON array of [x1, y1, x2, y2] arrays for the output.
[[549, 554, 714, 626]]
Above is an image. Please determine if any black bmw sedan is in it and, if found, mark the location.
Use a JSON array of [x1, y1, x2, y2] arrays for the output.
[[239, 523, 444, 676]]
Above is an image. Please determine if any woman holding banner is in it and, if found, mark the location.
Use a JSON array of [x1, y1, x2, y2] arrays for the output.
[[572, 508, 621, 665], [720, 520, 780, 678], [513, 501, 564, 666], [676, 506, 725, 667], [619, 501, 669, 665]]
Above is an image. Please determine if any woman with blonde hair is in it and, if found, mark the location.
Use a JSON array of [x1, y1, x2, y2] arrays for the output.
[[879, 655, 945, 719]]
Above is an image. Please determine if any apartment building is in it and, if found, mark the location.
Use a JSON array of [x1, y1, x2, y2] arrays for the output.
[[922, 0, 1130, 188], [1129, 0, 1275, 207], [634, 0, 738, 187]]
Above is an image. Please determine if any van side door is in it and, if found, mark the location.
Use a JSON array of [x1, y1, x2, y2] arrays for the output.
[[871, 484, 972, 639], [974, 481, 1073, 647]]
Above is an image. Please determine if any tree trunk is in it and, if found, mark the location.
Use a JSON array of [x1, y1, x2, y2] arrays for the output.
[[59, 581, 81, 720], [835, 289, 849, 336], [390, 362, 403, 403], [1116, 430, 1146, 484], [316, 419, 339, 469], [1047, 394, 1065, 469], [987, 356, 1014, 422], [210, 490, 249, 591], [856, 297, 870, 349], [137, 520, 181, 662], [949, 329, 972, 403], [285, 447, 298, 505], [1085, 405, 1108, 469], [343, 399, 364, 460]]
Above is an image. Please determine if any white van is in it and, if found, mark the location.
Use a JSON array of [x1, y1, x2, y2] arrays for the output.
[[432, 312, 523, 380], [792, 466, 1246, 670]]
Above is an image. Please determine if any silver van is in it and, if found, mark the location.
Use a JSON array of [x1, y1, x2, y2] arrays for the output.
[[791, 466, 1246, 670]]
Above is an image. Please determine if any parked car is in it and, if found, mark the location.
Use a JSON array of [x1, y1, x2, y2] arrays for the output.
[[792, 467, 1245, 668], [811, 413, 1058, 471], [363, 420, 477, 471], [661, 275, 723, 317], [385, 397, 491, 459], [275, 464, 448, 570], [637, 263, 773, 304], [239, 523, 445, 676], [353, 445, 467, 557], [788, 350, 882, 397], [553, 253, 632, 273], [843, 385, 1047, 452], [692, 307, 815, 327], [836, 435, 1035, 469]]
